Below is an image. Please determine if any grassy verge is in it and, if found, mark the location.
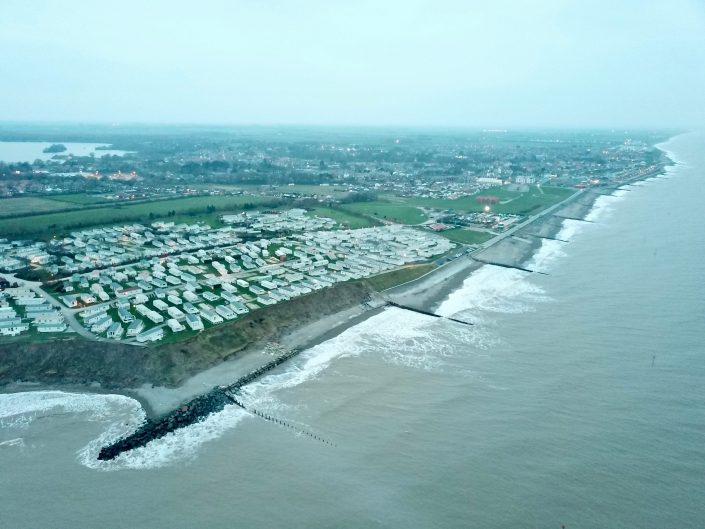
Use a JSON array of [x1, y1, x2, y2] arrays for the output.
[[439, 228, 494, 245], [364, 264, 434, 291]]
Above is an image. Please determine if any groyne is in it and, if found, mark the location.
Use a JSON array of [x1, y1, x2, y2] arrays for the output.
[[98, 349, 306, 460], [223, 390, 335, 446], [471, 256, 549, 275], [386, 301, 472, 326]]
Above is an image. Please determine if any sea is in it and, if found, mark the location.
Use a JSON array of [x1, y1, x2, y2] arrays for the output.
[[1, 132, 703, 529]]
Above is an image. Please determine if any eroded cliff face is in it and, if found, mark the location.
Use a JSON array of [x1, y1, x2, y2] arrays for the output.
[[0, 281, 374, 389]]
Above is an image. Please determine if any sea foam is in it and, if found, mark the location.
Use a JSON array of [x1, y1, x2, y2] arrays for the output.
[[436, 265, 552, 320]]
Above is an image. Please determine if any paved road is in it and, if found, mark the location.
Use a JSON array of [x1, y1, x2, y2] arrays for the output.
[[474, 188, 585, 254], [0, 272, 97, 340]]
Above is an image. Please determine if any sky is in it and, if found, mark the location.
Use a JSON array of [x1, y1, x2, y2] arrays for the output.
[[1, 0, 704, 128]]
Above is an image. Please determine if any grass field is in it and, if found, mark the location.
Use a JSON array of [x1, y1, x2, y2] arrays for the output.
[[201, 184, 350, 198], [439, 228, 494, 245], [274, 184, 350, 198], [0, 194, 274, 239], [44, 194, 114, 205], [395, 186, 575, 216], [0, 196, 83, 218], [341, 201, 427, 224], [306, 207, 379, 229], [364, 264, 434, 291]]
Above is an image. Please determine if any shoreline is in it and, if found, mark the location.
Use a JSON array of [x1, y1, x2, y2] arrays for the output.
[[82, 189, 598, 416], [0, 160, 671, 415]]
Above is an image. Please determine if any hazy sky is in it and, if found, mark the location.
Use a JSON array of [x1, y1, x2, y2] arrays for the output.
[[1, 0, 704, 128]]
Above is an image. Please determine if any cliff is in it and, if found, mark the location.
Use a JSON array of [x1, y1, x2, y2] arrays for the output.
[[0, 281, 374, 389]]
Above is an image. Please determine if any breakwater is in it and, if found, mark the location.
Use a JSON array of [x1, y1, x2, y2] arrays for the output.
[[526, 233, 569, 243], [97, 386, 233, 460], [98, 349, 305, 460], [224, 390, 335, 446], [386, 301, 473, 326], [471, 256, 549, 275]]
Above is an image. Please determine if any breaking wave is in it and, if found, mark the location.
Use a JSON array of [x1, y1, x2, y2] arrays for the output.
[[79, 404, 248, 471], [437, 265, 552, 320]]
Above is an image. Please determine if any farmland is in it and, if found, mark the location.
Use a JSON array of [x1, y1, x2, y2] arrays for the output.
[[0, 196, 83, 218], [44, 194, 116, 205], [0, 194, 276, 239]]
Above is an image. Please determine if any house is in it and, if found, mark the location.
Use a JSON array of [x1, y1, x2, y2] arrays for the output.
[[15, 296, 45, 306], [126, 319, 145, 337], [145, 310, 164, 324], [136, 327, 164, 343], [83, 311, 109, 326], [0, 319, 29, 336], [134, 303, 151, 317], [182, 302, 199, 314], [118, 308, 134, 323], [0, 308, 18, 320], [185, 313, 203, 331], [106, 322, 124, 340], [215, 304, 236, 320], [91, 316, 113, 334], [202, 291, 220, 302], [80, 293, 97, 304], [167, 306, 185, 321], [183, 290, 199, 303], [133, 293, 149, 305], [115, 286, 142, 298], [114, 296, 130, 309], [167, 294, 182, 305], [31, 312, 64, 325], [166, 318, 185, 332], [199, 309, 223, 324], [80, 305, 107, 318], [61, 295, 79, 308], [37, 323, 66, 333], [230, 301, 249, 315]]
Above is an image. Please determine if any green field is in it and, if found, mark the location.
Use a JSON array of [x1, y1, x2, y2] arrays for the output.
[[439, 228, 494, 245], [44, 194, 114, 205], [364, 264, 434, 291], [276, 184, 350, 198], [394, 186, 575, 216], [0, 196, 82, 218], [306, 207, 379, 229], [341, 201, 427, 225], [201, 184, 350, 198], [0, 194, 274, 239]]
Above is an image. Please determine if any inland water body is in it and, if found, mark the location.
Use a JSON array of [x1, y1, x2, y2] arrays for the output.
[[0, 141, 128, 162], [1, 132, 703, 529]]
